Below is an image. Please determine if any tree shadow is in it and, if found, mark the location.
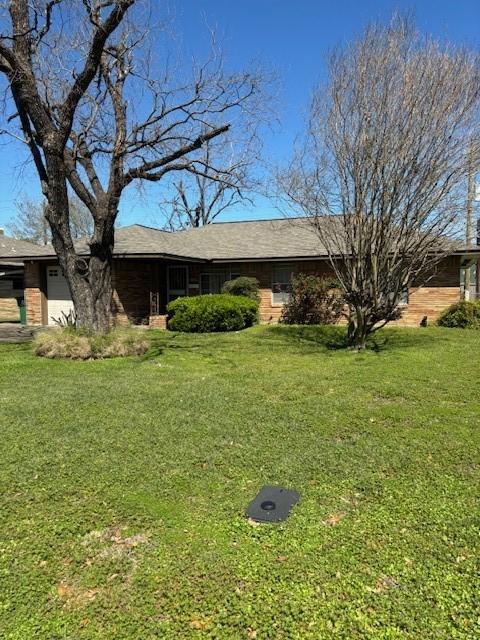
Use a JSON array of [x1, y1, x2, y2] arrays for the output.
[[263, 324, 439, 353], [262, 324, 348, 351]]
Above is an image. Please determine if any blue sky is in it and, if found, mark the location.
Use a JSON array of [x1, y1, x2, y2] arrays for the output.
[[0, 0, 479, 230]]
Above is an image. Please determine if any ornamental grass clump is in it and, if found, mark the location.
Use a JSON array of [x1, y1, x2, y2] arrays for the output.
[[33, 327, 149, 360]]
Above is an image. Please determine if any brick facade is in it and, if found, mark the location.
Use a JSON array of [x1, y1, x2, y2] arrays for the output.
[[24, 262, 47, 325], [166, 258, 460, 326], [0, 298, 19, 320], [24, 255, 463, 329], [112, 260, 152, 325], [149, 314, 167, 329], [393, 256, 461, 326]]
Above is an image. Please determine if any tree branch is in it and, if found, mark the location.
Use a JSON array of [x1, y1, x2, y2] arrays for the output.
[[123, 124, 229, 185]]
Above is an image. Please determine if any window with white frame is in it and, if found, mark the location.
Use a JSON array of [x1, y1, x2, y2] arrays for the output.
[[272, 264, 293, 304]]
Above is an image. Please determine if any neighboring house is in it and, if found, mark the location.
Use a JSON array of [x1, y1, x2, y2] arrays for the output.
[[11, 217, 480, 328], [0, 230, 51, 321]]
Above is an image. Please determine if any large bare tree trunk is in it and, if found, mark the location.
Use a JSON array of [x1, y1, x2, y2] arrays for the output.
[[86, 213, 115, 333], [44, 153, 114, 331]]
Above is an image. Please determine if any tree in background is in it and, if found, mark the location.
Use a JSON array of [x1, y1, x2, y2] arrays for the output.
[[0, 1, 267, 331], [160, 137, 257, 230], [8, 196, 93, 245], [280, 17, 480, 348]]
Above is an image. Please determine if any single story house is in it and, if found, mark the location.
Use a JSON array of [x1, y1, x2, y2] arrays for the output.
[[12, 217, 480, 328], [0, 231, 52, 321]]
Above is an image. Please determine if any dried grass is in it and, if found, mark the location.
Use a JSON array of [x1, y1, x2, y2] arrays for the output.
[[33, 327, 149, 360]]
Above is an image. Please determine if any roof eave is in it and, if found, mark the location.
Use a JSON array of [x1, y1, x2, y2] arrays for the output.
[[113, 252, 205, 262], [11, 247, 480, 263], [209, 254, 330, 263], [14, 251, 206, 262]]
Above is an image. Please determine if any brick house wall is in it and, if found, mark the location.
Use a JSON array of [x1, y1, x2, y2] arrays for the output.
[[392, 255, 461, 326], [24, 262, 47, 325], [0, 297, 18, 320], [0, 280, 19, 320], [24, 255, 462, 328], [24, 259, 155, 327], [171, 257, 460, 326], [112, 260, 152, 325]]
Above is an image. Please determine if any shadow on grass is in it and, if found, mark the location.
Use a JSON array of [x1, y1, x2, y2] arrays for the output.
[[139, 324, 443, 363], [266, 324, 349, 350], [263, 324, 440, 353]]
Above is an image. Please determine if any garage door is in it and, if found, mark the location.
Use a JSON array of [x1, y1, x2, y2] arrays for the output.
[[47, 266, 74, 325]]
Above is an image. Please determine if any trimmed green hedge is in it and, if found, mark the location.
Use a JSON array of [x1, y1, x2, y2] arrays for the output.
[[167, 294, 258, 333], [437, 300, 480, 329]]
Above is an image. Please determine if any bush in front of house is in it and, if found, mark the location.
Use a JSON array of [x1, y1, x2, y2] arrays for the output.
[[437, 300, 480, 329], [167, 294, 258, 332], [33, 327, 150, 360], [280, 273, 344, 325], [222, 276, 260, 301]]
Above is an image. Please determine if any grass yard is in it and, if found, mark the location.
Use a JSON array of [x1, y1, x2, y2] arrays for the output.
[[0, 325, 479, 639]]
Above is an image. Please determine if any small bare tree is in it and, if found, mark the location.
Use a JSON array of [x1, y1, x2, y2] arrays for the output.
[[9, 195, 93, 245], [0, 1, 266, 331], [160, 138, 255, 230], [280, 17, 480, 348]]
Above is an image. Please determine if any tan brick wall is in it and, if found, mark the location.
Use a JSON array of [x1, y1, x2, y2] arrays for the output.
[[149, 314, 167, 329], [393, 287, 460, 326], [0, 298, 19, 320], [24, 262, 46, 326], [208, 257, 461, 327], [394, 256, 461, 326]]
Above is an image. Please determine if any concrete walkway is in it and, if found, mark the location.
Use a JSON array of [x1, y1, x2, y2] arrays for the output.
[[0, 323, 38, 344]]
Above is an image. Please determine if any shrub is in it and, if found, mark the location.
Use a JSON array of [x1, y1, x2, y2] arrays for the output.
[[437, 300, 480, 329], [167, 294, 258, 332], [222, 276, 260, 301], [280, 273, 344, 325], [33, 327, 149, 360]]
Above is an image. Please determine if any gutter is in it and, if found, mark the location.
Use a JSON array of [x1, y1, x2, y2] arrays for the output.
[[10, 248, 480, 264]]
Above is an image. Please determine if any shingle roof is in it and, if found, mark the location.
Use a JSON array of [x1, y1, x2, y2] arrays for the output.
[[8, 218, 327, 261], [0, 234, 52, 261], [5, 217, 478, 262], [173, 218, 326, 260], [74, 224, 200, 259], [75, 218, 327, 260]]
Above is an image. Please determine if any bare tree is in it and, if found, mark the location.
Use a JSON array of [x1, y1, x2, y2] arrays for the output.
[[0, 1, 266, 331], [462, 143, 478, 299], [8, 198, 49, 246], [280, 17, 480, 349], [160, 137, 256, 230], [8, 195, 93, 244]]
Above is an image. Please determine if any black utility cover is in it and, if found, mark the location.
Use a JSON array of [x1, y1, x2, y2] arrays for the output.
[[246, 485, 300, 523]]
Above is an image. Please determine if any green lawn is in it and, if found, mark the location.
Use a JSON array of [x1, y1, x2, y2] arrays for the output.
[[0, 325, 479, 639]]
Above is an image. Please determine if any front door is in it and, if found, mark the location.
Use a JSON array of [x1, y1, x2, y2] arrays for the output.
[[167, 266, 188, 303]]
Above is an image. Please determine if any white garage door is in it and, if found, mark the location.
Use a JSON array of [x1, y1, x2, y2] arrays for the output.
[[47, 266, 74, 325]]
